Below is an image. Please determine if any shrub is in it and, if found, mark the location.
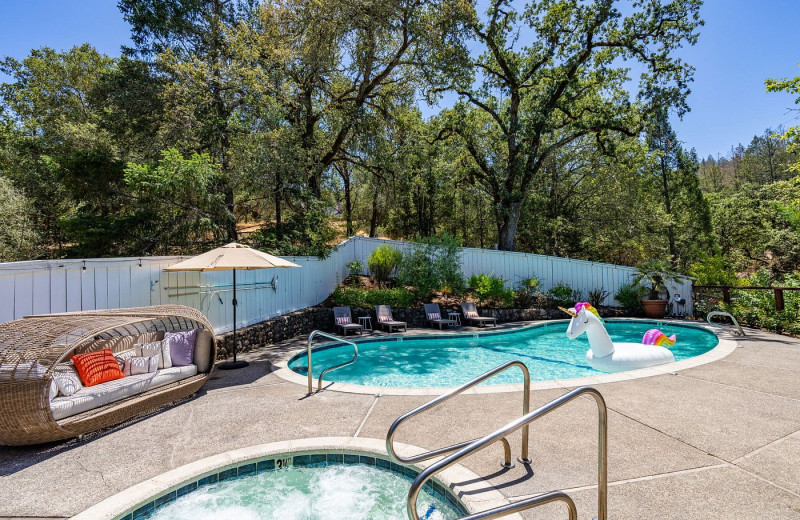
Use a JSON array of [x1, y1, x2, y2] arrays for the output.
[[514, 277, 542, 307], [330, 287, 414, 309], [367, 245, 402, 287], [587, 288, 611, 308], [689, 254, 740, 286], [547, 283, 581, 306], [396, 233, 465, 299], [346, 260, 364, 286], [614, 283, 643, 311], [468, 273, 515, 307]]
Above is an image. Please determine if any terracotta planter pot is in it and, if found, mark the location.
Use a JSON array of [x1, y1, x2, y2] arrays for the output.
[[641, 299, 668, 318]]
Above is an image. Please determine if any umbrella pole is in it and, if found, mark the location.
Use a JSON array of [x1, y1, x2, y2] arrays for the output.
[[219, 268, 249, 370]]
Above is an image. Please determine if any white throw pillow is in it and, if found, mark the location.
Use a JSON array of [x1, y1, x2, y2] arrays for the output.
[[114, 349, 137, 371], [135, 340, 171, 369], [123, 355, 159, 376], [53, 364, 83, 397]]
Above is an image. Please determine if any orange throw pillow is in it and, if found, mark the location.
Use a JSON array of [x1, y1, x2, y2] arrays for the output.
[[71, 348, 124, 387]]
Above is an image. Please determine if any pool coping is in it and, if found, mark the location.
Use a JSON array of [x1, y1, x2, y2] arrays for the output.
[[70, 437, 522, 520], [272, 319, 740, 396]]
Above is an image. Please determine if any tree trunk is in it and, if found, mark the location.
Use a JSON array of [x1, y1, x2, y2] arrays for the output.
[[660, 156, 676, 259], [369, 182, 379, 237], [274, 169, 282, 237], [497, 202, 522, 251], [342, 164, 353, 236]]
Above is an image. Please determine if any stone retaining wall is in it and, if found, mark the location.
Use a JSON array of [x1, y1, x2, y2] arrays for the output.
[[214, 305, 639, 359]]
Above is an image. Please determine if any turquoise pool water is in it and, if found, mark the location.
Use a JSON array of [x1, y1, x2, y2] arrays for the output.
[[137, 455, 462, 520], [289, 320, 719, 387]]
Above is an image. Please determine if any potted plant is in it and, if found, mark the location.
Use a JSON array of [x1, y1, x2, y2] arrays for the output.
[[633, 259, 685, 318]]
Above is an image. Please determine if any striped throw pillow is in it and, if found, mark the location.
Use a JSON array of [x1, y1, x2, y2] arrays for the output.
[[427, 312, 441, 320], [465, 311, 479, 318], [378, 315, 391, 322], [336, 316, 351, 325]]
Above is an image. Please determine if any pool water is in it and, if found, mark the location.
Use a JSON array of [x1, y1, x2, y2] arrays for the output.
[[143, 463, 459, 520], [289, 320, 719, 387]]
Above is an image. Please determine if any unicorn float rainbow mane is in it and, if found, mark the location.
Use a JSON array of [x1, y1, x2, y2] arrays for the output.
[[642, 329, 676, 348], [559, 302, 676, 373]]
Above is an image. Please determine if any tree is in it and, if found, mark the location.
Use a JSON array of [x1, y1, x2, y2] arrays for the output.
[[119, 0, 253, 241], [438, 0, 702, 250], [766, 68, 800, 172], [0, 176, 40, 261], [646, 106, 711, 266]]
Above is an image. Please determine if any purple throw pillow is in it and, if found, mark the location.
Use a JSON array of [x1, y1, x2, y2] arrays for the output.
[[164, 329, 199, 366]]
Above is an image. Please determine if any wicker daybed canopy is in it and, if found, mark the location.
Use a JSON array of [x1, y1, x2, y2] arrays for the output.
[[0, 305, 217, 446]]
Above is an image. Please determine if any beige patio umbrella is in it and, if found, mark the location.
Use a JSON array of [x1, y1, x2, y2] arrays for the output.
[[164, 243, 301, 370]]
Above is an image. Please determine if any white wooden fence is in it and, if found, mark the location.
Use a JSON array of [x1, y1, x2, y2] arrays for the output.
[[0, 236, 692, 332]]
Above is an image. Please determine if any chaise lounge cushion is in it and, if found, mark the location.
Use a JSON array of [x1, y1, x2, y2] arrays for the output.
[[50, 365, 198, 421]]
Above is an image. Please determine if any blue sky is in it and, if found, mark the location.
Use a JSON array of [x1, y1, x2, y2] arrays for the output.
[[1, 0, 799, 159]]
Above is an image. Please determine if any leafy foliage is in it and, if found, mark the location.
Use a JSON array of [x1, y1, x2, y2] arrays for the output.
[[587, 288, 611, 308], [633, 259, 686, 300], [468, 273, 514, 307], [396, 233, 465, 299], [614, 284, 643, 312], [367, 245, 402, 287], [513, 277, 542, 308], [330, 286, 414, 309], [0, 177, 40, 261], [547, 283, 582, 307]]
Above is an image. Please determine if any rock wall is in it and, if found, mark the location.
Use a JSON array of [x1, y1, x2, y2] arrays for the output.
[[214, 305, 639, 359]]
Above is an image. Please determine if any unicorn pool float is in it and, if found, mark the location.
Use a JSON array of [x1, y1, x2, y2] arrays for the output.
[[560, 302, 676, 373]]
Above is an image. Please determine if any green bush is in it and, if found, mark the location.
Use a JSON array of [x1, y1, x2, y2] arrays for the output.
[[468, 273, 515, 307], [693, 269, 800, 337], [367, 245, 402, 287], [587, 288, 611, 308], [547, 283, 581, 306], [514, 277, 542, 307], [330, 287, 414, 309], [396, 233, 465, 299], [689, 254, 740, 286], [346, 260, 364, 286], [614, 283, 642, 311]]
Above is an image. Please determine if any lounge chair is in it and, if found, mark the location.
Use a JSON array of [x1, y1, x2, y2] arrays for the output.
[[424, 303, 457, 329], [375, 305, 407, 333], [333, 306, 363, 336], [460, 302, 497, 327]]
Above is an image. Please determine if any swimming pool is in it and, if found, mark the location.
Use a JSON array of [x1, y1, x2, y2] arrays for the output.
[[288, 320, 719, 387], [126, 452, 464, 520]]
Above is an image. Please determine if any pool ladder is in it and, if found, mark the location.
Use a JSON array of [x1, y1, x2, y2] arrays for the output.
[[706, 311, 746, 336], [305, 330, 358, 394], [386, 361, 607, 520]]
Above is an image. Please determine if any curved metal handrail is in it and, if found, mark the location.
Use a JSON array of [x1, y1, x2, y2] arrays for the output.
[[706, 311, 745, 336], [407, 386, 607, 520], [387, 361, 531, 469], [454, 491, 577, 520], [306, 330, 358, 394]]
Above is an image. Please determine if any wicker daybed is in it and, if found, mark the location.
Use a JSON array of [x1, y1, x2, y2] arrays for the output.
[[0, 305, 217, 446]]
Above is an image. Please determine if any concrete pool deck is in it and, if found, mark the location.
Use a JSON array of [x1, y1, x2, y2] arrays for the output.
[[1, 322, 799, 519]]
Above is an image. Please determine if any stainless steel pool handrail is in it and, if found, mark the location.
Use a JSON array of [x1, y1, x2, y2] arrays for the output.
[[706, 311, 745, 336], [306, 330, 358, 394], [406, 386, 607, 520], [386, 361, 531, 469], [455, 491, 577, 520]]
